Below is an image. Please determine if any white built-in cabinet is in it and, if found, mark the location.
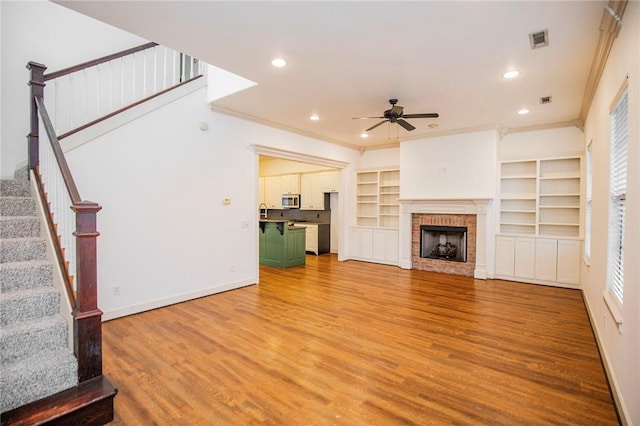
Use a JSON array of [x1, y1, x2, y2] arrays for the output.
[[496, 155, 582, 288], [281, 174, 300, 194], [349, 227, 398, 265], [351, 169, 400, 265], [495, 236, 580, 286]]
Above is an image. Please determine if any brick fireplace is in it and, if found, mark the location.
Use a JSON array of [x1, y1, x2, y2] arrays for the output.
[[412, 214, 476, 276], [398, 199, 492, 279]]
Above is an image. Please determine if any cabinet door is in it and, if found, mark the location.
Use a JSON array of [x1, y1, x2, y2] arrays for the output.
[[557, 239, 581, 284], [495, 236, 515, 276], [282, 174, 300, 194], [301, 173, 324, 210], [372, 229, 398, 262], [535, 238, 558, 281], [321, 171, 339, 192], [514, 237, 535, 279], [350, 227, 373, 259], [306, 225, 318, 254], [264, 176, 283, 209]]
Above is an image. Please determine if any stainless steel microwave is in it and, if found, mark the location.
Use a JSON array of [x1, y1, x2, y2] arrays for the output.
[[282, 194, 300, 209]]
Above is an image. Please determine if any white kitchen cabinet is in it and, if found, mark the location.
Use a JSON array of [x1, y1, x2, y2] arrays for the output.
[[557, 239, 581, 284], [535, 238, 558, 282], [350, 227, 398, 266], [281, 174, 300, 194], [305, 224, 318, 254], [495, 235, 580, 288], [300, 173, 325, 210], [320, 171, 339, 192], [264, 176, 283, 209]]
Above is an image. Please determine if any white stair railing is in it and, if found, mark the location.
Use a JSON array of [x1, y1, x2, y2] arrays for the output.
[[43, 43, 206, 138]]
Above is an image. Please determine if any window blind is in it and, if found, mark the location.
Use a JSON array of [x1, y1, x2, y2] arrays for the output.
[[607, 87, 628, 305]]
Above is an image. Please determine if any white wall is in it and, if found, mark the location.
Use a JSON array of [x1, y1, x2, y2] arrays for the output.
[[500, 126, 584, 160], [400, 130, 497, 199], [0, 0, 147, 178], [581, 2, 639, 423], [358, 147, 399, 170], [64, 86, 359, 319]]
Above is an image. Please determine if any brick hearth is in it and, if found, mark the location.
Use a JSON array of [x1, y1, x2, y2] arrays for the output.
[[412, 214, 477, 277]]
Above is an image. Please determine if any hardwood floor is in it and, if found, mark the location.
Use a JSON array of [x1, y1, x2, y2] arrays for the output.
[[103, 254, 618, 425]]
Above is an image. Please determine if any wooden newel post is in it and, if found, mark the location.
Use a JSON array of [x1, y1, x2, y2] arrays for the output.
[[26, 62, 47, 174], [72, 200, 104, 382]]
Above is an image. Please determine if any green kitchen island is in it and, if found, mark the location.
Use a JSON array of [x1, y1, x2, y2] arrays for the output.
[[259, 220, 306, 267]]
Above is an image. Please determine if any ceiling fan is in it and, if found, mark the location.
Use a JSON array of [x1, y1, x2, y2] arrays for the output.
[[353, 98, 439, 132]]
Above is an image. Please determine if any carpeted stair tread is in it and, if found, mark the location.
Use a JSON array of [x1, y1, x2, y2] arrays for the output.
[[0, 237, 46, 263], [0, 217, 41, 239], [0, 259, 53, 292], [0, 348, 78, 413], [0, 315, 68, 364], [0, 179, 30, 198], [0, 287, 60, 326], [0, 197, 36, 216]]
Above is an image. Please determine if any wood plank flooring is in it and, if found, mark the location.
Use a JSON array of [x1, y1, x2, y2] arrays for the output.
[[103, 254, 618, 425]]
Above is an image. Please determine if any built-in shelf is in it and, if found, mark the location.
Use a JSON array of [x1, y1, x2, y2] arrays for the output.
[[499, 156, 581, 238], [357, 169, 399, 228]]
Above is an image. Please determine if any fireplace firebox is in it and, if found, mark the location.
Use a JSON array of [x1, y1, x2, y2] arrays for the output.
[[420, 225, 467, 262]]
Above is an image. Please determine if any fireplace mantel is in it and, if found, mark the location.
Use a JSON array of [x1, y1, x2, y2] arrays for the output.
[[398, 198, 493, 278]]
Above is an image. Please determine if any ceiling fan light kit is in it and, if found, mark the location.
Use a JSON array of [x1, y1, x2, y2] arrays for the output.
[[354, 98, 439, 133]]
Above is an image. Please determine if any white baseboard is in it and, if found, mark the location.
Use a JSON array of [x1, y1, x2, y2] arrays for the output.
[[582, 291, 630, 425], [102, 278, 256, 321]]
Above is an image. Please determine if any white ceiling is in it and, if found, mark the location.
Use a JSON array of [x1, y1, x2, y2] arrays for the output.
[[56, 1, 607, 150]]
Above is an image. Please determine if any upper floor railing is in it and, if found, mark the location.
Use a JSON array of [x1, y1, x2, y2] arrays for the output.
[[43, 42, 206, 139]]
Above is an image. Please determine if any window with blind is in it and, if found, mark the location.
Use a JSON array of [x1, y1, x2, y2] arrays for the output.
[[585, 144, 593, 260], [606, 86, 628, 313]]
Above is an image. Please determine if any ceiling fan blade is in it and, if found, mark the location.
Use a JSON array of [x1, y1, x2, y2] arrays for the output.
[[402, 113, 439, 119], [366, 120, 388, 132], [352, 116, 385, 120], [396, 119, 416, 131]]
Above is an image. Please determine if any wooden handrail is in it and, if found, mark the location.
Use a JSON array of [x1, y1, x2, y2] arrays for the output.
[[44, 42, 158, 81], [32, 169, 77, 311], [34, 96, 81, 203]]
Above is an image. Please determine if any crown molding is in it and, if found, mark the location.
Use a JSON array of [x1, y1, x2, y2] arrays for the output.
[[579, 0, 628, 123]]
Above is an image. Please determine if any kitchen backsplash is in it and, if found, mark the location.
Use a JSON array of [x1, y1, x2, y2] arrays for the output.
[[264, 208, 331, 223]]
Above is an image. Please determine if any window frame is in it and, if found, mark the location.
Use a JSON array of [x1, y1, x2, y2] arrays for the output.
[[604, 82, 628, 325]]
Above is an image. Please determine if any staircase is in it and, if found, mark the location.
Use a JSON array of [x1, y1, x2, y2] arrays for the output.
[[0, 170, 79, 414]]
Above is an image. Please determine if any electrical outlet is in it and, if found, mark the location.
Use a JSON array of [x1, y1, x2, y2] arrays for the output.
[[113, 286, 121, 296]]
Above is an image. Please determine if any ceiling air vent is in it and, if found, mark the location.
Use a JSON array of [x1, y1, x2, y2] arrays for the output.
[[529, 29, 549, 49], [540, 96, 552, 104]]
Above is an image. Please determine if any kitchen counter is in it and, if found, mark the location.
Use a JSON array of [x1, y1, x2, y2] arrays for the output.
[[259, 220, 306, 268]]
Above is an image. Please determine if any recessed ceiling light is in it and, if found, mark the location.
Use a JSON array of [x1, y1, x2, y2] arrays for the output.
[[310, 114, 319, 121], [428, 123, 438, 129], [518, 108, 530, 115], [502, 70, 520, 79], [271, 58, 287, 68], [360, 132, 368, 138]]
